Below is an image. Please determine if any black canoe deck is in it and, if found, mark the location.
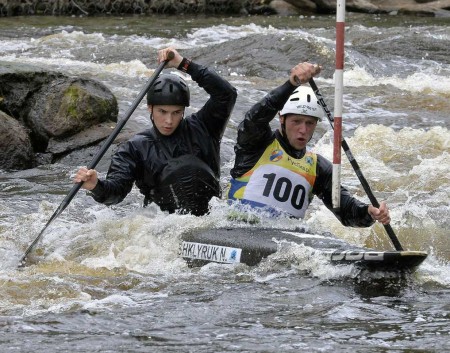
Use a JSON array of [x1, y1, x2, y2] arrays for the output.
[[180, 227, 427, 271]]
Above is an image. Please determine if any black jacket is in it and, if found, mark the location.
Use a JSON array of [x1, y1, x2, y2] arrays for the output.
[[90, 61, 237, 212], [230, 80, 374, 227]]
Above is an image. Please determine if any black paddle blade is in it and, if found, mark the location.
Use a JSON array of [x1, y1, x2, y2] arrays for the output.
[[18, 251, 44, 268]]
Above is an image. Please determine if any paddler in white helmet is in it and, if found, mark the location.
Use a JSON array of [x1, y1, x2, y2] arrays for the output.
[[227, 62, 390, 226]]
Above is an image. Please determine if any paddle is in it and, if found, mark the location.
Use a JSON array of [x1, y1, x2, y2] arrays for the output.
[[308, 78, 404, 251], [18, 52, 174, 267]]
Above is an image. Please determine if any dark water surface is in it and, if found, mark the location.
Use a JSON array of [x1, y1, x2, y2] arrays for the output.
[[0, 14, 449, 352]]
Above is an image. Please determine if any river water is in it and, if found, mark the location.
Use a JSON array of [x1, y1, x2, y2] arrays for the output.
[[0, 14, 449, 352]]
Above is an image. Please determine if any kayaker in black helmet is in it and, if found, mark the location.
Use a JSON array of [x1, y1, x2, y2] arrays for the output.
[[74, 47, 237, 216]]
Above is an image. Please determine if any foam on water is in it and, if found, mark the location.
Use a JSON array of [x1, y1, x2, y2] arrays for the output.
[[184, 23, 312, 46], [0, 53, 157, 80], [33, 30, 106, 46], [0, 18, 449, 333], [352, 68, 450, 94], [0, 40, 34, 53], [111, 33, 185, 49], [309, 124, 449, 265], [316, 65, 450, 95]]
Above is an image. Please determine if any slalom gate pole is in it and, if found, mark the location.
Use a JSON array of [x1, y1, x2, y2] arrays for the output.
[[332, 0, 345, 210]]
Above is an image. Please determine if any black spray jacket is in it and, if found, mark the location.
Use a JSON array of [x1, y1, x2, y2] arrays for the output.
[[90, 61, 237, 214], [230, 80, 374, 227]]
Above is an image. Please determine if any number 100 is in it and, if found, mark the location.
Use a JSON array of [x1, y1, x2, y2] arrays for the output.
[[262, 173, 306, 210]]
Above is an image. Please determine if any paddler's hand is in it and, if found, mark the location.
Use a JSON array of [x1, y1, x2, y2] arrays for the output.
[[290, 62, 322, 86], [157, 47, 183, 69], [73, 167, 98, 190], [368, 201, 391, 225]]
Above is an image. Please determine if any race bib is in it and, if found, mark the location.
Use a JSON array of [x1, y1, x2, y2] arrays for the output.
[[243, 164, 311, 218]]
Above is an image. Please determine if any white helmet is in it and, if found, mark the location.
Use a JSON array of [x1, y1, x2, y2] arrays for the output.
[[279, 86, 323, 121]]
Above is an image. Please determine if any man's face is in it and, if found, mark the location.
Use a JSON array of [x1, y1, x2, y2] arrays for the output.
[[149, 105, 184, 136], [280, 114, 318, 150]]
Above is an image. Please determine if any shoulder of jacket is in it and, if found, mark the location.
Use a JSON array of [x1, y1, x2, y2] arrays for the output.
[[131, 129, 157, 141], [117, 129, 157, 152]]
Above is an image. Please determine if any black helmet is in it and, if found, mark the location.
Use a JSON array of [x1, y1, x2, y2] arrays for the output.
[[147, 73, 190, 106]]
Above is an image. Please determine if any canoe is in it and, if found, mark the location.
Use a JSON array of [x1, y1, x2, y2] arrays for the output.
[[180, 227, 427, 271]]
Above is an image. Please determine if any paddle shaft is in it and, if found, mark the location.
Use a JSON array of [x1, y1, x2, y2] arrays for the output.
[[309, 78, 404, 251], [19, 53, 174, 266]]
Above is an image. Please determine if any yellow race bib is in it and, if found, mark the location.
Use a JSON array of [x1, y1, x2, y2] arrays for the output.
[[228, 140, 317, 218]]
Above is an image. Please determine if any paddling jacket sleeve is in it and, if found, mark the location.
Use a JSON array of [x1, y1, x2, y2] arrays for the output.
[[187, 61, 237, 141], [231, 80, 374, 227], [231, 80, 295, 177], [89, 61, 237, 206]]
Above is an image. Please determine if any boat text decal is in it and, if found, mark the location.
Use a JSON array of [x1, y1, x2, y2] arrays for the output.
[[180, 241, 242, 264], [327, 251, 385, 261]]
